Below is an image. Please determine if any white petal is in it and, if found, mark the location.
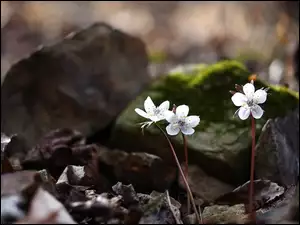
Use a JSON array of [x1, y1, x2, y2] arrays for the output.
[[238, 106, 250, 120], [176, 105, 189, 119], [185, 116, 200, 128], [231, 93, 247, 106], [253, 89, 267, 104], [144, 96, 156, 114], [149, 115, 160, 122], [158, 101, 170, 112], [243, 83, 255, 99], [135, 108, 149, 119], [181, 127, 195, 135], [164, 111, 178, 123], [166, 124, 180, 136], [251, 105, 264, 119]]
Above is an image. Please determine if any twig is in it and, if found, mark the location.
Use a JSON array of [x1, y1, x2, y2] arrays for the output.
[[166, 190, 183, 224], [182, 133, 191, 215], [155, 123, 202, 224], [249, 115, 256, 222]]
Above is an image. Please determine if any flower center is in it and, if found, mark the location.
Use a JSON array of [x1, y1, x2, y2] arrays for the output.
[[152, 108, 164, 118], [178, 120, 186, 127], [247, 99, 254, 107], [154, 108, 160, 115]]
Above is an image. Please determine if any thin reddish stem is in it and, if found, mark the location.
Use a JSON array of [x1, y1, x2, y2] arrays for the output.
[[249, 115, 256, 223], [182, 134, 191, 214], [155, 124, 202, 224]]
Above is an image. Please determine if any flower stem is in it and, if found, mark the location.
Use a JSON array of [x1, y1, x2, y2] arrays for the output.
[[155, 123, 202, 224], [182, 133, 191, 215], [249, 115, 256, 223]]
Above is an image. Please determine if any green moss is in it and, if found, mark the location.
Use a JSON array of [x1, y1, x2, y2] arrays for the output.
[[110, 60, 299, 185]]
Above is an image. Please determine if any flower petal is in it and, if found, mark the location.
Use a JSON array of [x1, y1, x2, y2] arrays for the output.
[[181, 127, 195, 135], [238, 106, 250, 120], [144, 96, 156, 114], [251, 105, 264, 119], [243, 83, 255, 99], [185, 116, 200, 128], [231, 93, 247, 106], [135, 108, 149, 119], [176, 105, 189, 119], [166, 124, 180, 136], [253, 89, 267, 104], [158, 101, 170, 112], [164, 111, 178, 123], [149, 115, 160, 123]]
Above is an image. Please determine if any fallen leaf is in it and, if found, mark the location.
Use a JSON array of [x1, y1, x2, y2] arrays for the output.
[[69, 194, 126, 221], [1, 195, 26, 223], [214, 179, 285, 211], [139, 190, 182, 224], [112, 182, 139, 207], [56, 163, 109, 194], [256, 182, 299, 224], [22, 128, 81, 178], [1, 170, 39, 196], [22, 129, 102, 180]]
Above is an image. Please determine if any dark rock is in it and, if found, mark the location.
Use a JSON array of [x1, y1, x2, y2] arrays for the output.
[[1, 156, 14, 174], [97, 146, 176, 193], [255, 107, 299, 187], [124, 206, 143, 225], [1, 133, 28, 171], [1, 133, 28, 158], [1, 22, 150, 147], [178, 164, 233, 203]]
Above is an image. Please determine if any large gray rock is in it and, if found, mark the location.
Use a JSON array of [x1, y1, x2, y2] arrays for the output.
[[178, 164, 233, 203], [255, 107, 299, 187], [1, 23, 150, 147], [109, 61, 299, 185]]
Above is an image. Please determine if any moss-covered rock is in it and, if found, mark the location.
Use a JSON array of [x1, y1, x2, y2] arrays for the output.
[[109, 60, 299, 185]]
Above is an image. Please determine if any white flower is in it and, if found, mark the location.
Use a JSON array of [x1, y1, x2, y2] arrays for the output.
[[164, 105, 200, 136], [135, 96, 170, 123], [231, 82, 268, 120]]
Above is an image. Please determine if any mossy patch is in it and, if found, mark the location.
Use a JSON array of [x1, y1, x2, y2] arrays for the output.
[[109, 60, 299, 185]]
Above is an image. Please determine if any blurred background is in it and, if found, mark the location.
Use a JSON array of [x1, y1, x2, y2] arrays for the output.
[[1, 1, 299, 90]]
